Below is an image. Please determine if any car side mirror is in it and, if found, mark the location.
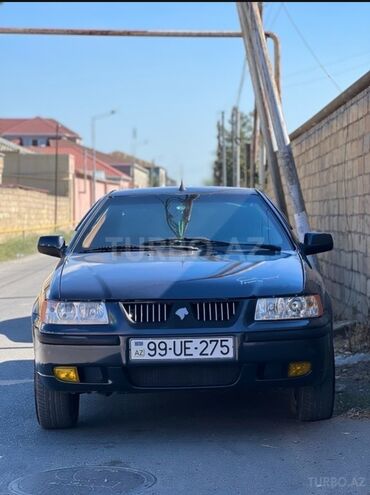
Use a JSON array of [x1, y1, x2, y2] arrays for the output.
[[38, 235, 66, 258], [302, 232, 333, 255]]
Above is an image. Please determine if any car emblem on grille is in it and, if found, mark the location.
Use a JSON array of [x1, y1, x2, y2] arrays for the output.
[[175, 307, 189, 320]]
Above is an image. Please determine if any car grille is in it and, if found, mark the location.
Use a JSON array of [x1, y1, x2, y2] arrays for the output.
[[121, 302, 171, 324], [128, 364, 240, 388], [192, 301, 238, 322], [121, 300, 239, 325]]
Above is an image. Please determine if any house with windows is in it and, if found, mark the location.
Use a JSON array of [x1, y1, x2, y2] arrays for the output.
[[0, 116, 176, 221], [0, 117, 81, 147], [109, 151, 175, 187]]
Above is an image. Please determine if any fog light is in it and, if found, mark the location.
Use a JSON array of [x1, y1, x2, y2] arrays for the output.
[[288, 361, 311, 377], [53, 366, 79, 383]]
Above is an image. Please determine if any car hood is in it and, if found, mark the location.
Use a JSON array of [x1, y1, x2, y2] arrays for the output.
[[54, 250, 305, 301]]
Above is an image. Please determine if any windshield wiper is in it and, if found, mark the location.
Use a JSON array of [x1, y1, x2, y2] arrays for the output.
[[141, 238, 200, 251], [82, 242, 200, 253], [143, 238, 281, 253], [237, 243, 282, 252], [143, 237, 227, 248], [83, 240, 282, 254], [81, 245, 155, 253]]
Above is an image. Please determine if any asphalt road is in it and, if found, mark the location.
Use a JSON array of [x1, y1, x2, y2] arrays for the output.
[[0, 254, 369, 495]]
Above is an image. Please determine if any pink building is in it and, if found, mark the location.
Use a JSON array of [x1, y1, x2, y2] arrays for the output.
[[29, 140, 132, 222]]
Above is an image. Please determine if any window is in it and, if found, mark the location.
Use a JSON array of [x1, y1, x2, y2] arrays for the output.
[[75, 193, 293, 252]]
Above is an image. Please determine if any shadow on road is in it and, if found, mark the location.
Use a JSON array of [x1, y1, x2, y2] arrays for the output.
[[2, 354, 361, 441], [0, 316, 32, 343], [0, 358, 33, 381], [1, 355, 297, 436], [76, 386, 297, 437], [0, 316, 298, 434]]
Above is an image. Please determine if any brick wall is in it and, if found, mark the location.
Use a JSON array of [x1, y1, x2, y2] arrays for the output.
[[0, 154, 3, 184], [3, 153, 73, 197], [266, 74, 370, 322], [0, 185, 72, 241]]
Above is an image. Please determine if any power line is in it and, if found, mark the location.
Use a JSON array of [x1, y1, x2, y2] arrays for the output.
[[268, 2, 283, 29], [236, 57, 247, 108], [282, 2, 342, 93], [285, 49, 370, 79], [263, 2, 276, 27], [284, 61, 370, 89]]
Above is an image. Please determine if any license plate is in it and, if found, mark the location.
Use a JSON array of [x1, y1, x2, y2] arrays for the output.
[[129, 336, 235, 362]]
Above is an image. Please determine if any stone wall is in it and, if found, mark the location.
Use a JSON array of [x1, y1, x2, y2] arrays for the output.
[[266, 72, 370, 322], [0, 185, 72, 241], [0, 154, 4, 184], [2, 153, 73, 197]]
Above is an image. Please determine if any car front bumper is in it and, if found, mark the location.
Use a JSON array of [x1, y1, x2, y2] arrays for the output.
[[34, 319, 333, 394]]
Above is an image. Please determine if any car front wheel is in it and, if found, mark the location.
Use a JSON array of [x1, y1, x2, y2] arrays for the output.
[[294, 348, 335, 421], [34, 371, 80, 429]]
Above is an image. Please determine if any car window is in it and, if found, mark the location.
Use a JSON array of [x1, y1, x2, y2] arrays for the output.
[[76, 193, 293, 251]]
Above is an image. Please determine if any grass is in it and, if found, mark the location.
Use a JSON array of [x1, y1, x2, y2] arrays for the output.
[[0, 230, 73, 263]]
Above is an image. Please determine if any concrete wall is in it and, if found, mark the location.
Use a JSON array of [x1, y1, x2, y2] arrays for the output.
[[266, 73, 370, 323], [151, 166, 167, 187], [0, 185, 72, 240], [0, 154, 3, 184], [118, 164, 149, 188], [2, 153, 74, 197], [2, 152, 122, 230], [73, 175, 119, 224], [132, 165, 150, 188]]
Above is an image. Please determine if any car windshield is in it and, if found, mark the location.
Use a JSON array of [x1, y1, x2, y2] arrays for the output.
[[74, 192, 293, 253]]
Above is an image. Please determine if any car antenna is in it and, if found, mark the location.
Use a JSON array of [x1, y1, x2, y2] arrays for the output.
[[179, 179, 186, 191]]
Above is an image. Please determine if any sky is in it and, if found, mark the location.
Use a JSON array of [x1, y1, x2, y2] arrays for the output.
[[1, 2, 370, 185]]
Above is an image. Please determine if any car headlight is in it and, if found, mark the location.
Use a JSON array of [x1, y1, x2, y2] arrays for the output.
[[254, 295, 323, 321], [41, 300, 109, 325]]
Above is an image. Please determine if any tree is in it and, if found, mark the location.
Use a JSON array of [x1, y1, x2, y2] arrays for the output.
[[212, 110, 253, 187]]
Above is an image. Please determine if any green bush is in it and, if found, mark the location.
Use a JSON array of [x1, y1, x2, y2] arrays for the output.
[[0, 230, 73, 262]]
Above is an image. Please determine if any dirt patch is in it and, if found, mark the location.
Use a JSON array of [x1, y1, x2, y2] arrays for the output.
[[334, 323, 370, 355], [334, 324, 370, 418], [334, 325, 370, 418]]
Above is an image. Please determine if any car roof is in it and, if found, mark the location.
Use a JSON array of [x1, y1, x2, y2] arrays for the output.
[[110, 186, 258, 197]]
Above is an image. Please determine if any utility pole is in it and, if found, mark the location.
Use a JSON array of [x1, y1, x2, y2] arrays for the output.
[[260, 30, 282, 190], [236, 2, 288, 218], [266, 31, 282, 100], [231, 106, 241, 187], [231, 108, 235, 186], [221, 111, 227, 186], [245, 142, 251, 187], [259, 141, 266, 188], [83, 148, 87, 194], [91, 109, 116, 205], [91, 117, 97, 205], [250, 108, 258, 188], [235, 108, 241, 187], [216, 119, 222, 185], [250, 2, 262, 190], [237, 2, 311, 242], [54, 122, 60, 231]]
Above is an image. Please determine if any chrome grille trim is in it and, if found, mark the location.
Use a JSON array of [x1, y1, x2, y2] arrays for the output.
[[121, 300, 239, 325], [192, 301, 238, 322], [121, 302, 171, 324]]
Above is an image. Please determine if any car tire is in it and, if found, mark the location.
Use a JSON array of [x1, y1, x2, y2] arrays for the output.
[[294, 347, 335, 422], [34, 371, 80, 429]]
